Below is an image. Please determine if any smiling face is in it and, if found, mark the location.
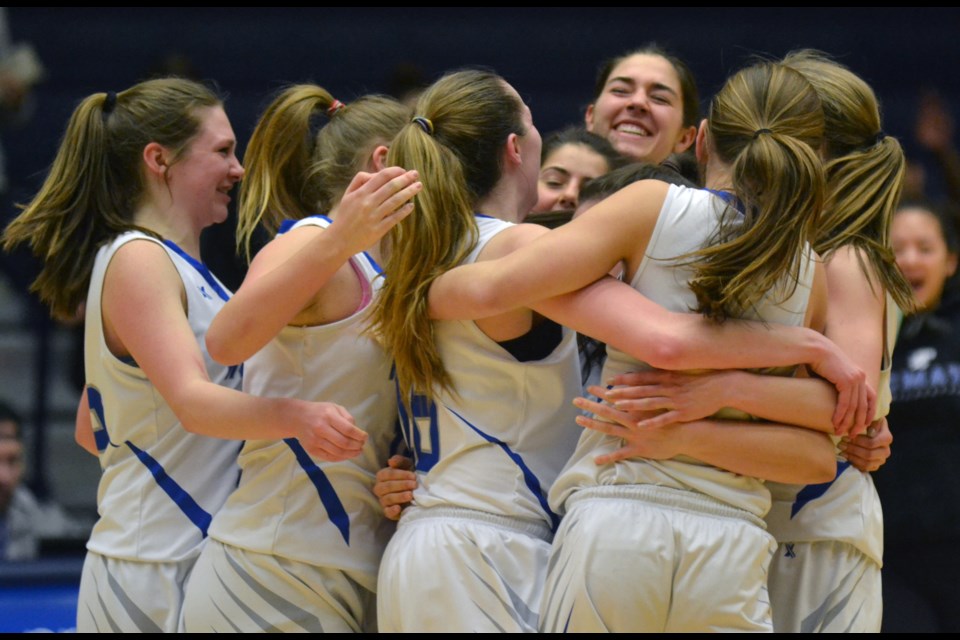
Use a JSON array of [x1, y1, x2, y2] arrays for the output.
[[532, 142, 611, 214], [585, 53, 695, 164], [165, 106, 245, 231], [892, 206, 959, 312]]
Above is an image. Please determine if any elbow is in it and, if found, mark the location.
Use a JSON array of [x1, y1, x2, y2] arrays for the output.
[[205, 329, 244, 366], [643, 333, 687, 370]]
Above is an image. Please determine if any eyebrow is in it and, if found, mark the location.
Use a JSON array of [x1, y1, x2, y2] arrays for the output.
[[607, 76, 679, 99], [541, 166, 572, 177]]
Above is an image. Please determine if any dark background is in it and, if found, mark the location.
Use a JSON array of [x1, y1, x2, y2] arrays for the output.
[[5, 7, 960, 183], [4, 7, 960, 287]]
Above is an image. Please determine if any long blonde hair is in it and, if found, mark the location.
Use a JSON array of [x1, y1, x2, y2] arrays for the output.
[[683, 61, 825, 322], [236, 84, 410, 261], [782, 49, 915, 313], [369, 69, 525, 402], [2, 78, 222, 321]]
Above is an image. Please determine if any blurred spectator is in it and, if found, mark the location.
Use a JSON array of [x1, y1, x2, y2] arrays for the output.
[[875, 200, 960, 632], [0, 7, 43, 296], [1, 400, 90, 562]]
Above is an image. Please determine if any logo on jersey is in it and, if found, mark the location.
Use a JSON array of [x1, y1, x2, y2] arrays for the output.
[[907, 347, 937, 371]]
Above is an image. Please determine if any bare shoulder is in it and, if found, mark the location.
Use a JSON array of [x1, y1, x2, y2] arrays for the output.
[[245, 223, 323, 280], [477, 222, 549, 261]]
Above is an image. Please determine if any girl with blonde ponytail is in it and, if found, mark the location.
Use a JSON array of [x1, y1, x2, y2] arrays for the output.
[[595, 51, 911, 632], [1, 77, 392, 632], [760, 49, 913, 633], [178, 83, 420, 633], [370, 61, 877, 632], [422, 60, 846, 632]]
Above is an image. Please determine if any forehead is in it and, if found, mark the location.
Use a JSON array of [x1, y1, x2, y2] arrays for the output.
[[893, 208, 943, 238], [543, 143, 610, 175], [192, 105, 234, 143], [607, 54, 682, 91]]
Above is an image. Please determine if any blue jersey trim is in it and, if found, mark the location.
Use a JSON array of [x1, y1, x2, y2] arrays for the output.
[[85, 386, 112, 453], [446, 406, 561, 533], [284, 438, 351, 545], [790, 460, 852, 518], [278, 213, 335, 235], [162, 240, 230, 302], [125, 441, 213, 537]]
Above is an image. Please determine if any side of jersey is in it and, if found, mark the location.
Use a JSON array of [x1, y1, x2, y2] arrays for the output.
[[208, 216, 398, 592], [764, 294, 901, 564], [84, 231, 242, 563], [550, 185, 815, 518], [400, 216, 583, 531]]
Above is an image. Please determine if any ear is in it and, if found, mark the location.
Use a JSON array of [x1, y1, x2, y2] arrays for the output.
[[694, 120, 709, 165], [504, 132, 523, 168], [584, 104, 596, 132], [673, 124, 698, 154], [369, 144, 390, 172], [947, 252, 959, 278], [143, 142, 171, 178]]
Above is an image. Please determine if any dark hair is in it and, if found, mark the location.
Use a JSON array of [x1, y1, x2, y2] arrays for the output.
[[0, 399, 23, 440], [541, 126, 625, 170], [895, 199, 960, 313], [896, 198, 959, 255], [592, 43, 700, 129], [527, 210, 574, 230], [579, 159, 698, 206]]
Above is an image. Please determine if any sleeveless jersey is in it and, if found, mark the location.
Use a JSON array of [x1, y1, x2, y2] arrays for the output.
[[83, 231, 242, 563], [764, 293, 901, 564], [400, 215, 583, 531], [207, 216, 398, 592], [549, 184, 815, 519]]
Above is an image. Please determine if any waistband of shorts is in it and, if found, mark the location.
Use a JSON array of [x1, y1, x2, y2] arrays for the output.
[[397, 506, 553, 542], [565, 485, 766, 529]]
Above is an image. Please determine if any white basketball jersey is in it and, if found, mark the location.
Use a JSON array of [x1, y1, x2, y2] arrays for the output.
[[400, 215, 583, 531], [550, 185, 815, 518], [84, 231, 242, 563], [765, 294, 901, 564], [208, 216, 398, 591]]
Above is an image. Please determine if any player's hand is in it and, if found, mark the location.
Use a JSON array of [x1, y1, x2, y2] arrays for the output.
[[296, 402, 367, 461], [373, 455, 417, 520], [839, 417, 892, 473], [592, 369, 732, 429], [572, 396, 684, 465], [330, 166, 420, 254]]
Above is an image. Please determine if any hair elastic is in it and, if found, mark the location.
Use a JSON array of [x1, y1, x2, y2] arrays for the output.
[[412, 116, 434, 135], [327, 99, 346, 117], [103, 91, 117, 116], [752, 128, 773, 139], [872, 131, 887, 145]]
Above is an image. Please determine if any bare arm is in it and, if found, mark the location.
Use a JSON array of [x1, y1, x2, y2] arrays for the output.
[[578, 255, 880, 436], [429, 179, 870, 421], [104, 240, 367, 460], [574, 397, 836, 485], [74, 388, 98, 456], [206, 168, 420, 365]]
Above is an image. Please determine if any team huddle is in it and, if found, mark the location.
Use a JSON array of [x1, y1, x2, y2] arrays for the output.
[[1, 44, 907, 632]]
